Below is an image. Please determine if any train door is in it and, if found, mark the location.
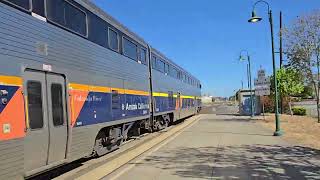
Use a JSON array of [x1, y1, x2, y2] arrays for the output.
[[24, 70, 68, 172], [194, 96, 197, 113], [176, 92, 181, 119]]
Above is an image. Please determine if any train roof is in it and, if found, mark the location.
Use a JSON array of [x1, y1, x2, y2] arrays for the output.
[[75, 0, 199, 82]]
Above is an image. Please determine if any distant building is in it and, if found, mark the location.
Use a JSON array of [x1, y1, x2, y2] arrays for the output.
[[236, 89, 261, 116], [201, 96, 214, 104]]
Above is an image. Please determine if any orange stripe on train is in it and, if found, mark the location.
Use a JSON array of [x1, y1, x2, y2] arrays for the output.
[[0, 87, 26, 141], [69, 90, 89, 127]]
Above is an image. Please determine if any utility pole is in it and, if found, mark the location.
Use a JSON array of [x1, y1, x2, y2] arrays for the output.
[[248, 56, 254, 117], [279, 11, 283, 68], [248, 0, 283, 136], [279, 11, 283, 114], [269, 10, 282, 136], [247, 64, 250, 89], [239, 50, 254, 117]]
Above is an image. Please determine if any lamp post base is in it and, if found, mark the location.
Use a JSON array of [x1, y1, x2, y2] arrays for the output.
[[273, 130, 283, 136]]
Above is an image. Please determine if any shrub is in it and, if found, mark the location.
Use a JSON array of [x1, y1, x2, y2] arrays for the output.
[[292, 107, 306, 116], [260, 96, 274, 113]]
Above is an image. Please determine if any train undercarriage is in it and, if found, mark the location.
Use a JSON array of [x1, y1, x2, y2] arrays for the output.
[[92, 114, 174, 157]]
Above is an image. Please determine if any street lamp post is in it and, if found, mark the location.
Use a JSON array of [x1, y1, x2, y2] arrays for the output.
[[240, 50, 254, 117], [248, 0, 283, 136]]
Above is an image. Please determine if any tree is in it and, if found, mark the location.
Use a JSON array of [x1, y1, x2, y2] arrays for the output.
[[283, 10, 320, 121], [300, 85, 314, 99], [276, 68, 304, 97], [274, 68, 304, 114]]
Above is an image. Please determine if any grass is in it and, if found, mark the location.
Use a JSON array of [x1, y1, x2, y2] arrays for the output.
[[259, 114, 320, 150]]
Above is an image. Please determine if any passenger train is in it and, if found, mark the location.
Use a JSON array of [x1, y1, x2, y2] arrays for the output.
[[0, 0, 201, 179]]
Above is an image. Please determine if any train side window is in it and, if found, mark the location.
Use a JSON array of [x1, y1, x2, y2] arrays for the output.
[[65, 1, 87, 36], [27, 81, 44, 129], [169, 65, 173, 77], [46, 0, 65, 25], [32, 0, 45, 16], [46, 0, 87, 36], [108, 28, 119, 52], [88, 13, 108, 47], [123, 37, 138, 61], [156, 59, 165, 73], [151, 55, 157, 69], [169, 66, 179, 79], [51, 84, 64, 126], [112, 90, 120, 109], [164, 63, 169, 75], [3, 0, 31, 11], [179, 71, 183, 81], [140, 48, 147, 65]]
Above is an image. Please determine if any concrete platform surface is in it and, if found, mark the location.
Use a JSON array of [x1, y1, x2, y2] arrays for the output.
[[107, 114, 320, 180]]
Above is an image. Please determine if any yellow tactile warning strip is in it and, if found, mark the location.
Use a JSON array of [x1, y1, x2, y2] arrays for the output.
[[75, 115, 202, 180]]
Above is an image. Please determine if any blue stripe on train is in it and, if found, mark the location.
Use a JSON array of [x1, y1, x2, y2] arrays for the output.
[[74, 93, 196, 127], [75, 92, 150, 127], [154, 96, 196, 112], [0, 85, 19, 114], [154, 96, 175, 113]]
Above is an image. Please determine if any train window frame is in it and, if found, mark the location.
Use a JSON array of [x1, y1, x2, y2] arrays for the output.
[[139, 47, 147, 65], [122, 36, 138, 61], [64, 0, 88, 37], [151, 55, 157, 69], [51, 83, 65, 127], [179, 71, 183, 81], [88, 13, 108, 48], [108, 27, 120, 52], [169, 66, 179, 79], [156, 58, 165, 73], [27, 80, 44, 130], [2, 0, 32, 12], [45, 0, 88, 38], [32, 0, 45, 17], [164, 63, 169, 75], [112, 90, 120, 109]]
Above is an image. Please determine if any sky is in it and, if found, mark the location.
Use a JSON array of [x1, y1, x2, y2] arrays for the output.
[[92, 0, 320, 97]]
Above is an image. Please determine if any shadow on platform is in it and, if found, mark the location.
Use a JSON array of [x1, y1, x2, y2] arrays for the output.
[[140, 145, 320, 179]]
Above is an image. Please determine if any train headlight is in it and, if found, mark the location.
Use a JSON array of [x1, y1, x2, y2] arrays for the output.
[[0, 90, 8, 96], [1, 98, 8, 105]]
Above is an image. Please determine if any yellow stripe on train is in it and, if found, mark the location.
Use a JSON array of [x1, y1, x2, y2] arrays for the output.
[[152, 92, 169, 97], [69, 83, 149, 96], [68, 83, 198, 98], [0, 75, 23, 86]]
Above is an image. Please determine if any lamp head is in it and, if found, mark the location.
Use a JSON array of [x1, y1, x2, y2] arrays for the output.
[[239, 55, 245, 61], [248, 11, 262, 23]]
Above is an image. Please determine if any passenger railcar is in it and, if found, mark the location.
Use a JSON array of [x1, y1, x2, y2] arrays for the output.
[[0, 0, 201, 179]]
